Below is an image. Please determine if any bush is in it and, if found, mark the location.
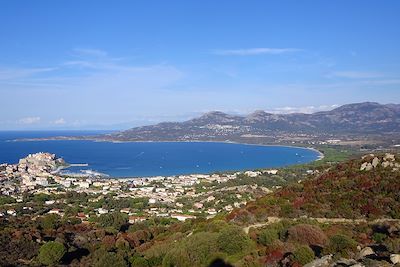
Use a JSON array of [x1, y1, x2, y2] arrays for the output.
[[217, 225, 252, 255], [163, 232, 219, 267], [92, 250, 127, 267], [130, 256, 149, 267], [40, 214, 61, 230], [287, 224, 327, 247], [38, 241, 66, 266], [324, 234, 357, 257], [293, 245, 314, 265], [258, 228, 279, 246], [372, 232, 386, 243], [97, 212, 128, 231]]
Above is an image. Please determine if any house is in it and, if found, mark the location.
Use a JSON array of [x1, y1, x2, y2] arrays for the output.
[[120, 208, 130, 214], [48, 208, 61, 215], [264, 169, 278, 175], [6, 209, 16, 216], [128, 216, 147, 224], [170, 214, 196, 221], [193, 202, 203, 209], [97, 208, 109, 215]]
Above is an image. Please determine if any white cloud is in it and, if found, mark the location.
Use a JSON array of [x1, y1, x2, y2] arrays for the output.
[[73, 48, 108, 57], [17, 116, 41, 124], [329, 71, 384, 79], [265, 104, 339, 114], [213, 47, 301, 56], [53, 118, 66, 124], [0, 67, 55, 81]]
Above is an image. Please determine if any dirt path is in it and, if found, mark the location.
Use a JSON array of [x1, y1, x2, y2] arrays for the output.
[[243, 217, 400, 234]]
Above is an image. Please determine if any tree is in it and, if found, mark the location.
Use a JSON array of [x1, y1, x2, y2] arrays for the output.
[[38, 241, 66, 266], [97, 212, 128, 231]]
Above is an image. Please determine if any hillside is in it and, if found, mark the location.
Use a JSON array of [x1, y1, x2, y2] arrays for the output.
[[228, 153, 400, 224]]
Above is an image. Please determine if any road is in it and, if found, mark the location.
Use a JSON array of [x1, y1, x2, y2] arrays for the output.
[[243, 216, 400, 234]]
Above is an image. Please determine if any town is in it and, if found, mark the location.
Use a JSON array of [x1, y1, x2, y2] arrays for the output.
[[0, 152, 288, 223]]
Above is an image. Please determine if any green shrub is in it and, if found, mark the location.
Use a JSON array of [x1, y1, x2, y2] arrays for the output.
[[258, 228, 279, 246], [293, 246, 315, 265], [372, 232, 386, 243], [217, 225, 252, 255], [130, 256, 149, 267], [92, 251, 127, 267], [163, 232, 219, 267], [324, 234, 357, 257], [38, 241, 66, 266], [40, 214, 61, 230]]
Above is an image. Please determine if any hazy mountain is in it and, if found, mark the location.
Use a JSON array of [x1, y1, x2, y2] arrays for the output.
[[105, 102, 400, 142]]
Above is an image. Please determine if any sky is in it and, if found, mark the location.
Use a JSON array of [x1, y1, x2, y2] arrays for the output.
[[0, 1, 399, 130]]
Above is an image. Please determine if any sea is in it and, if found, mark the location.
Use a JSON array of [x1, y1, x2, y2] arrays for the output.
[[0, 131, 320, 178]]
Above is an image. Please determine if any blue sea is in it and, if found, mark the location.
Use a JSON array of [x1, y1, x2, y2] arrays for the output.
[[0, 131, 320, 177]]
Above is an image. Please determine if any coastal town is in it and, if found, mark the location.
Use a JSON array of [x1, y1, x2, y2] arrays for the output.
[[0, 152, 289, 223]]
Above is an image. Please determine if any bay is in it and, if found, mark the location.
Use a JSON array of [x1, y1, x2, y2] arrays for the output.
[[0, 131, 320, 177]]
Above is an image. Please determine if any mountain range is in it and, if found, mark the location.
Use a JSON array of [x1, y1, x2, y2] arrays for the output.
[[100, 102, 400, 144]]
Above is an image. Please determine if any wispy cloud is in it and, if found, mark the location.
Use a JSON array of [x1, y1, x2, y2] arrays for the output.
[[73, 48, 108, 57], [265, 104, 339, 114], [53, 118, 66, 125], [17, 116, 41, 124], [329, 71, 384, 79], [213, 47, 301, 56], [0, 67, 55, 80]]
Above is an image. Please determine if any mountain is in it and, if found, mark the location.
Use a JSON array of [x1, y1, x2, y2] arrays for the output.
[[103, 102, 400, 143]]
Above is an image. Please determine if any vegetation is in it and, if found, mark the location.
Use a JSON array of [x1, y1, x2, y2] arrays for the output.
[[38, 241, 66, 266], [1, 153, 399, 266]]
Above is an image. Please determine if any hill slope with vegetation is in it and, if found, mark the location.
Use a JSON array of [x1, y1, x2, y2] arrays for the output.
[[1, 153, 400, 266]]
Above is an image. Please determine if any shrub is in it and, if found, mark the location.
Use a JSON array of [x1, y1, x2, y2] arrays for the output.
[[258, 228, 279, 246], [217, 225, 252, 255], [324, 234, 357, 257], [287, 224, 328, 247], [163, 232, 219, 267], [130, 256, 149, 267], [372, 232, 386, 243], [293, 245, 315, 265], [40, 214, 61, 230], [97, 212, 128, 231], [92, 250, 127, 267], [38, 241, 66, 266]]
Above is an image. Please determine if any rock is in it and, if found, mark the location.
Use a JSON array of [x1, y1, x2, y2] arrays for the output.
[[350, 264, 365, 267], [384, 153, 395, 161], [303, 255, 332, 267], [390, 254, 400, 264], [371, 157, 380, 168], [334, 258, 358, 266], [365, 163, 373, 171], [358, 247, 375, 259], [382, 161, 390, 168], [360, 162, 368, 171]]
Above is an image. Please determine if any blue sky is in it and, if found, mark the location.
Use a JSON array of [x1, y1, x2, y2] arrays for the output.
[[1, 1, 399, 130]]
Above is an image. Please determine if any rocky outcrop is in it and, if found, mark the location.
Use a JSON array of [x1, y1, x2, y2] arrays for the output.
[[360, 153, 398, 171]]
